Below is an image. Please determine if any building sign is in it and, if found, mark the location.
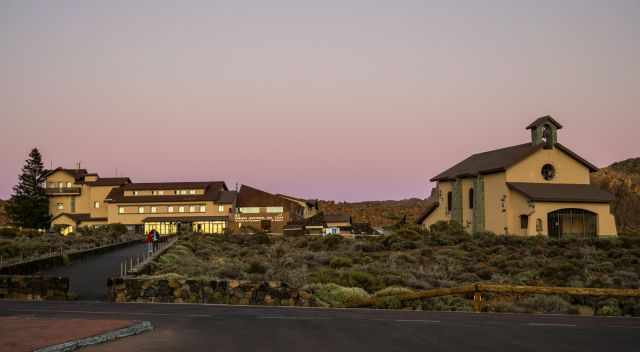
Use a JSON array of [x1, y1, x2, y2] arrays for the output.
[[234, 214, 285, 223]]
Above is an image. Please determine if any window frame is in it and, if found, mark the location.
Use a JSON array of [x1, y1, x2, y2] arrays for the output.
[[468, 188, 474, 209]]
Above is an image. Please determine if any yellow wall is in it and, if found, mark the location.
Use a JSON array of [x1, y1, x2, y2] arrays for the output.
[[506, 147, 590, 184], [45, 171, 77, 188], [529, 202, 617, 236], [107, 201, 230, 225], [422, 181, 452, 228], [460, 178, 475, 232], [88, 186, 117, 218], [483, 173, 509, 235], [508, 190, 535, 236]]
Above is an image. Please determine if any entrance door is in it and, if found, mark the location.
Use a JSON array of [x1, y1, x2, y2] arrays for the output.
[[547, 208, 597, 238]]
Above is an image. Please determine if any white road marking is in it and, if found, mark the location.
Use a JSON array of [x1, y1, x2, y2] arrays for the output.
[[395, 319, 440, 323], [527, 323, 576, 327], [257, 315, 329, 320]]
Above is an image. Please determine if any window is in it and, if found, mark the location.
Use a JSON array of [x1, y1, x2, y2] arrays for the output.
[[468, 188, 474, 209], [541, 164, 555, 181], [447, 192, 452, 211], [138, 207, 144, 214], [189, 190, 196, 195], [56, 203, 64, 210], [239, 207, 260, 214], [119, 207, 125, 214], [66, 182, 72, 188], [168, 206, 174, 213], [159, 190, 164, 195], [200, 206, 206, 213], [133, 191, 139, 196], [189, 206, 196, 213], [151, 207, 157, 213], [218, 205, 224, 212], [267, 206, 284, 213], [152, 190, 164, 195], [179, 206, 185, 213], [94, 201, 100, 209], [520, 215, 529, 229], [536, 218, 543, 232]]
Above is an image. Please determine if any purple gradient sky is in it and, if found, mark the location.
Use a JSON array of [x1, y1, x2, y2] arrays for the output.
[[1, 1, 638, 201]]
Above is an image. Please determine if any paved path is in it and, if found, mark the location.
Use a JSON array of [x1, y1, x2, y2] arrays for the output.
[[39, 242, 148, 301], [1, 300, 638, 352]]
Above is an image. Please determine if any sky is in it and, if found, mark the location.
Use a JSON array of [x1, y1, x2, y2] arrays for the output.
[[1, 0, 638, 201]]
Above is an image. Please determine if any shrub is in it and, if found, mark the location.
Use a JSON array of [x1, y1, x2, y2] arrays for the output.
[[519, 295, 571, 314], [342, 270, 380, 292], [329, 256, 353, 269], [306, 283, 370, 308], [247, 261, 268, 274]]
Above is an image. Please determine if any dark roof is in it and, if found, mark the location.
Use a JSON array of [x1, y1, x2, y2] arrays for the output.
[[45, 167, 89, 181], [324, 213, 352, 224], [526, 115, 563, 130], [218, 191, 238, 204], [142, 216, 228, 222], [236, 185, 301, 209], [416, 200, 440, 224], [507, 182, 614, 203], [84, 177, 132, 187], [277, 194, 319, 209], [105, 181, 228, 204], [431, 143, 598, 182], [51, 213, 107, 224]]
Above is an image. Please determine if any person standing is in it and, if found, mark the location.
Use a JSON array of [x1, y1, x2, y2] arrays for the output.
[[152, 229, 160, 252], [145, 230, 153, 254]]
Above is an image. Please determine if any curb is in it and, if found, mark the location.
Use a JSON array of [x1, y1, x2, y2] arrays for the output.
[[34, 320, 153, 352]]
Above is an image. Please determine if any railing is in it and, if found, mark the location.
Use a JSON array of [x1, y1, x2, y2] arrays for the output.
[[0, 239, 141, 270], [45, 187, 82, 195], [120, 237, 178, 277], [361, 283, 640, 311]]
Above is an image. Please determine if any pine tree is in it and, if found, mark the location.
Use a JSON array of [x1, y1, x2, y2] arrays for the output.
[[6, 148, 50, 229]]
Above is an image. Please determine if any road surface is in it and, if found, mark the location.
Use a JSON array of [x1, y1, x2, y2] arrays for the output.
[[1, 300, 638, 351], [39, 242, 148, 301]]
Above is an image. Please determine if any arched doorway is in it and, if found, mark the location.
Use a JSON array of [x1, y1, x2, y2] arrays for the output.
[[547, 208, 597, 238]]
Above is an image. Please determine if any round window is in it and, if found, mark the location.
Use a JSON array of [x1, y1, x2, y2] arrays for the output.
[[541, 164, 555, 181]]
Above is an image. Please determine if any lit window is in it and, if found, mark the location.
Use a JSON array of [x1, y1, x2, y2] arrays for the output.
[[218, 205, 224, 212], [151, 207, 157, 213], [179, 206, 185, 213], [138, 207, 144, 214], [168, 206, 174, 213], [200, 206, 206, 213], [267, 207, 284, 213], [66, 182, 72, 188], [133, 191, 139, 196], [57, 203, 64, 210], [189, 206, 196, 213], [119, 207, 125, 214], [94, 201, 100, 209], [158, 190, 164, 195], [239, 207, 260, 214], [189, 190, 196, 195]]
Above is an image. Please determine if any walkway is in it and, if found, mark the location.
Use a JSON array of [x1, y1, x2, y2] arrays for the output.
[[40, 242, 148, 301]]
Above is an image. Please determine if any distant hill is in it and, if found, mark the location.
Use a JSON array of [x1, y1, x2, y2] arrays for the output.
[[0, 199, 8, 226], [318, 198, 432, 227], [591, 157, 640, 234]]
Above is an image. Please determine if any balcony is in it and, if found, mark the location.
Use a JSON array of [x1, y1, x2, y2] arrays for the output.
[[46, 187, 81, 195]]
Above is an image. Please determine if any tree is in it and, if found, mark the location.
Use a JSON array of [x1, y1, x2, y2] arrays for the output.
[[5, 148, 50, 229]]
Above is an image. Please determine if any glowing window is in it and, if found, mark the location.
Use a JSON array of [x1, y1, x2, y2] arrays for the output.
[[94, 201, 100, 209], [168, 206, 174, 213], [66, 182, 72, 188], [138, 207, 144, 214], [200, 206, 206, 213], [133, 191, 139, 196], [189, 206, 196, 212], [218, 205, 224, 212], [267, 207, 284, 213], [151, 207, 157, 213], [239, 207, 260, 214], [179, 206, 185, 213], [119, 207, 125, 214], [189, 190, 196, 195], [56, 203, 64, 210]]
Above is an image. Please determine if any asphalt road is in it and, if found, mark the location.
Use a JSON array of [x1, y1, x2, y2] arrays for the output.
[[38, 242, 148, 301], [1, 300, 638, 352]]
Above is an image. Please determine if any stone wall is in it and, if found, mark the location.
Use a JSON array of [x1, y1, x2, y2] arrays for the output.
[[0, 275, 69, 300], [107, 277, 316, 306]]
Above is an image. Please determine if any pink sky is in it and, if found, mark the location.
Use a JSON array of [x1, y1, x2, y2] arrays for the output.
[[1, 1, 638, 201]]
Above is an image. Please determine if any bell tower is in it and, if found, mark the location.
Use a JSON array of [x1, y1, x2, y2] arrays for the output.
[[526, 115, 562, 149]]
